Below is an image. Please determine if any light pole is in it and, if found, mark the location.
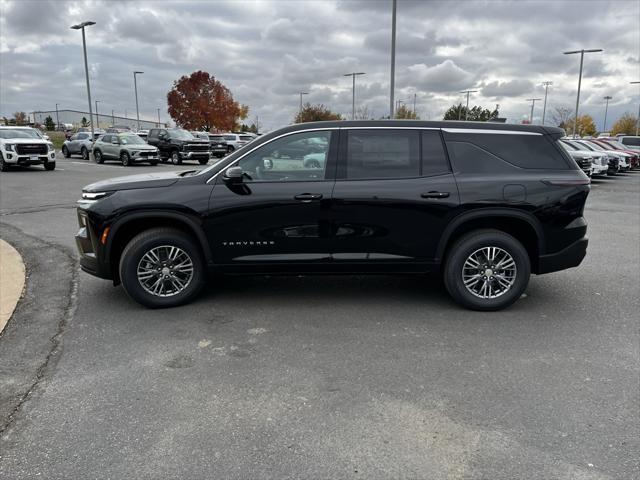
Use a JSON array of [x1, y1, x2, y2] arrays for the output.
[[299, 92, 308, 114], [413, 93, 417, 116], [157, 108, 161, 127], [111, 109, 115, 126], [602, 95, 612, 132], [55, 103, 60, 130], [563, 48, 603, 137], [389, 0, 397, 119], [94, 100, 100, 128], [541, 81, 553, 125], [630, 81, 640, 136], [133, 71, 144, 131], [344, 72, 365, 120], [526, 98, 542, 124], [70, 21, 96, 140], [460, 89, 478, 121]]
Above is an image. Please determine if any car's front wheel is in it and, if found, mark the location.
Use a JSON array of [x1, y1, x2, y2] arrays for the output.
[[62, 145, 71, 158], [119, 228, 205, 308], [443, 229, 530, 311], [171, 151, 182, 165], [44, 161, 56, 171], [0, 154, 10, 172], [121, 151, 131, 166]]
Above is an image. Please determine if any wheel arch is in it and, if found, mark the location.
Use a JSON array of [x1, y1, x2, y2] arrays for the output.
[[106, 211, 212, 284], [436, 209, 545, 274]]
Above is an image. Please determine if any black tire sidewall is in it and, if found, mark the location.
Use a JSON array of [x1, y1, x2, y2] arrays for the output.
[[44, 162, 56, 170], [121, 152, 130, 166], [171, 151, 181, 165], [444, 230, 530, 311], [119, 229, 205, 308], [94, 150, 103, 163], [62, 146, 70, 158], [81, 147, 88, 160]]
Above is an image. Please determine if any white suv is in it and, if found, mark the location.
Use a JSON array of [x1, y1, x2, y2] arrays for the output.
[[0, 126, 56, 171], [221, 133, 255, 152]]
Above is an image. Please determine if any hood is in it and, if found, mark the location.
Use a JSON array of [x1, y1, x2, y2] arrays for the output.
[[3, 137, 49, 144], [124, 143, 157, 150], [83, 170, 185, 192]]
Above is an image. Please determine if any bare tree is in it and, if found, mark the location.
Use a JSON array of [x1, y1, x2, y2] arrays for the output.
[[354, 105, 372, 120], [550, 106, 573, 129]]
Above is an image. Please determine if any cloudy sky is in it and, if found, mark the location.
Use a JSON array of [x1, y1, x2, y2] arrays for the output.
[[1, 0, 638, 131]]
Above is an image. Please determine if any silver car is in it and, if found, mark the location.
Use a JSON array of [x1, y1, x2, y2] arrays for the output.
[[92, 133, 159, 166], [62, 132, 94, 160]]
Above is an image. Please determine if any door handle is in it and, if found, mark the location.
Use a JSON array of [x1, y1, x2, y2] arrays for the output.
[[294, 193, 323, 202], [421, 191, 450, 199]]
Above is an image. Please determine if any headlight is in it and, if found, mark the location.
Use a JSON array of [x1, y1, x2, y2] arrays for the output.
[[4, 144, 15, 152], [48, 143, 55, 152], [78, 191, 114, 205]]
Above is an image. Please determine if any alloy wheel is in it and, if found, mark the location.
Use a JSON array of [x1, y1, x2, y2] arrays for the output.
[[462, 246, 516, 299], [136, 245, 194, 297]]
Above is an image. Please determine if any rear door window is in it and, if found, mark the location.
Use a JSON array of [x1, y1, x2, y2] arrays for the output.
[[421, 130, 450, 176], [344, 129, 419, 179]]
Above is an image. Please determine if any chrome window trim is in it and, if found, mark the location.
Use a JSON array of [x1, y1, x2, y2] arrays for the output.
[[442, 128, 542, 135], [340, 126, 439, 130]]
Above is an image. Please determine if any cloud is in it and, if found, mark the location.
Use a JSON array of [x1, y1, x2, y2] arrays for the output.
[[0, 0, 638, 130]]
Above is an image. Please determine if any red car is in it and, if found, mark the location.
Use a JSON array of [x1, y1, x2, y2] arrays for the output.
[[589, 138, 639, 169]]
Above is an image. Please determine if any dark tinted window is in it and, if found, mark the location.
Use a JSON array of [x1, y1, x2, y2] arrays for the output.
[[449, 133, 570, 169], [346, 130, 419, 179], [446, 142, 516, 174], [621, 137, 640, 146], [421, 130, 450, 175], [102, 135, 112, 143], [77, 133, 89, 140], [148, 129, 159, 140]]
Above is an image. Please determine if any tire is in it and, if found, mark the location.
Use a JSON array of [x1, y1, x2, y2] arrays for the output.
[[443, 229, 530, 311], [149, 160, 158, 166], [227, 145, 235, 154], [94, 150, 104, 164], [198, 158, 209, 165], [81, 147, 89, 160], [121, 151, 131, 166], [0, 154, 10, 172], [119, 228, 205, 308], [44, 161, 56, 171], [62, 146, 71, 158], [171, 151, 182, 165]]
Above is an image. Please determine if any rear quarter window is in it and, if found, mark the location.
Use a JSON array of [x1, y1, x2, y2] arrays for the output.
[[444, 133, 572, 170], [621, 137, 640, 147]]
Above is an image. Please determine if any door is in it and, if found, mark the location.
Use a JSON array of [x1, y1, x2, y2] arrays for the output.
[[99, 135, 113, 158], [69, 133, 85, 153], [330, 129, 460, 268], [206, 129, 337, 270]]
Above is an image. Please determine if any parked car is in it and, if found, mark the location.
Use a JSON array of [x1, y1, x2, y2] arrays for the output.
[[147, 128, 210, 165], [0, 126, 56, 171], [106, 126, 131, 134], [92, 133, 159, 166], [136, 130, 149, 142], [77, 127, 106, 139], [221, 133, 255, 152], [572, 140, 626, 173], [617, 135, 640, 153], [62, 131, 94, 160], [558, 143, 593, 177], [559, 140, 609, 176], [75, 120, 590, 311], [593, 138, 639, 168], [207, 134, 229, 158], [578, 140, 631, 171]]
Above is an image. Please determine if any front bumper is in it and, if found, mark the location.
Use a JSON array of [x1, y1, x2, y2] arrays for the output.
[[3, 151, 56, 165], [538, 237, 588, 274], [180, 151, 210, 160], [591, 164, 608, 176], [74, 209, 112, 280]]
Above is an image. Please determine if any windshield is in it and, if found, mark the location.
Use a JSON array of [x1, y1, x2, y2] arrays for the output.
[[168, 129, 195, 140], [584, 142, 607, 151], [119, 134, 146, 145], [601, 140, 626, 150], [577, 141, 598, 151], [621, 137, 640, 146], [0, 128, 42, 139], [560, 140, 578, 151]]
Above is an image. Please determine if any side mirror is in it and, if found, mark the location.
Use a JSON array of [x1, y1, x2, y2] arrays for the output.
[[223, 166, 244, 183]]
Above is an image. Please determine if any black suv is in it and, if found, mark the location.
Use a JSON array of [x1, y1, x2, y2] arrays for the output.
[[75, 121, 589, 311], [147, 128, 210, 165]]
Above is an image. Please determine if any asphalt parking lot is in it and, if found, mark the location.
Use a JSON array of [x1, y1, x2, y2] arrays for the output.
[[0, 153, 638, 479]]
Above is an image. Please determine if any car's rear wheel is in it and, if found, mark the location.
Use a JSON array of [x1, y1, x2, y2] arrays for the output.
[[121, 151, 131, 166], [94, 150, 104, 164], [62, 145, 71, 158], [443, 229, 530, 311], [81, 147, 89, 160], [119, 228, 205, 308], [171, 151, 182, 165]]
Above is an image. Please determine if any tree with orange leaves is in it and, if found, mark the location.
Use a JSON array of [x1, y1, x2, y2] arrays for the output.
[[167, 71, 247, 131]]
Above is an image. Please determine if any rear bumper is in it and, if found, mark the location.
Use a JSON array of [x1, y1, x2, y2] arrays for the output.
[[537, 237, 588, 274]]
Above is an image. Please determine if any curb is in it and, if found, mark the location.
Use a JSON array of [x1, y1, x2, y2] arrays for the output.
[[0, 239, 25, 334]]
